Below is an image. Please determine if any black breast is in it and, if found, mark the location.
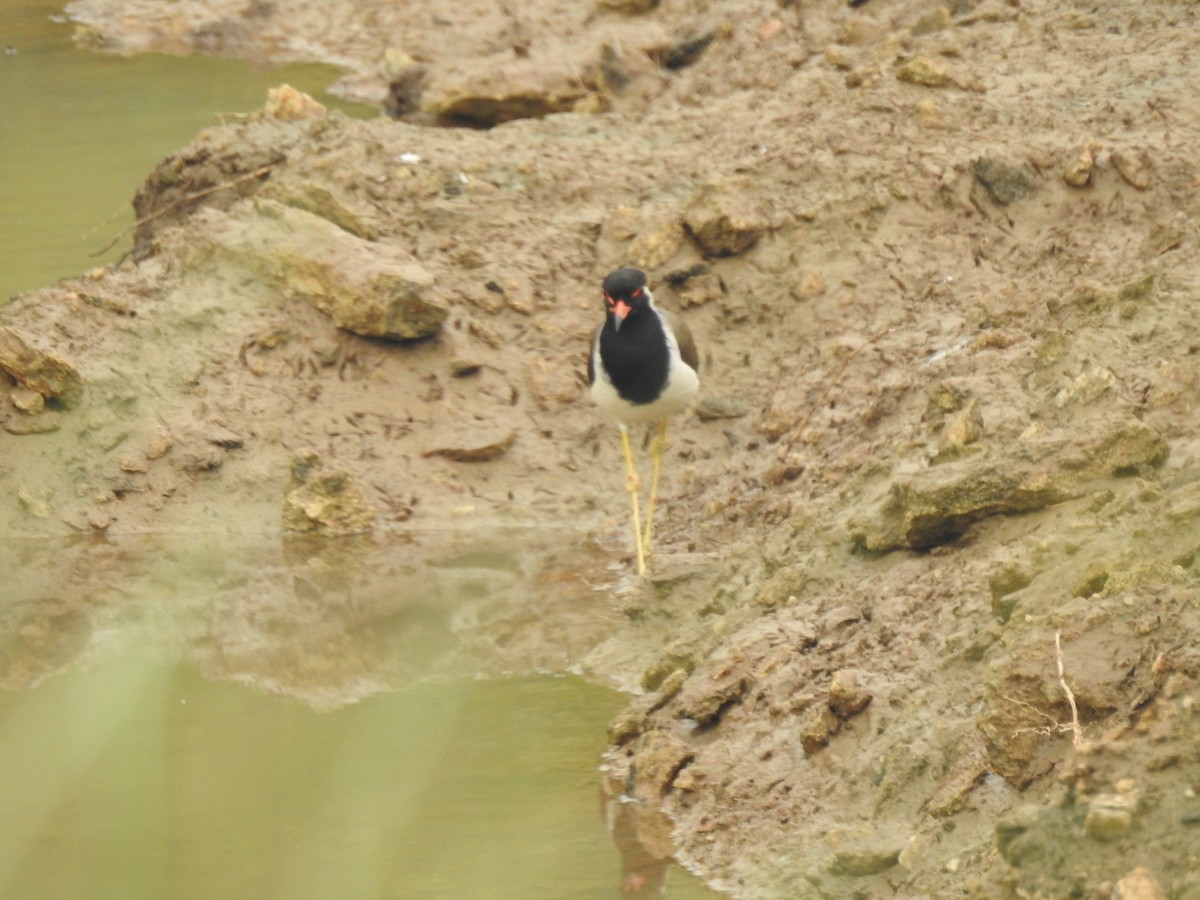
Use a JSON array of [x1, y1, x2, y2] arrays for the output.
[[598, 310, 670, 405]]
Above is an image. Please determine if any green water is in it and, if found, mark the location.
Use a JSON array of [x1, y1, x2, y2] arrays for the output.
[[0, 530, 719, 898], [0, 0, 373, 301], [0, 4, 720, 897], [0, 662, 635, 900]]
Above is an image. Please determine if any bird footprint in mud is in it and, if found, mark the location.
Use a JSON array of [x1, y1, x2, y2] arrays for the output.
[[238, 329, 364, 380]]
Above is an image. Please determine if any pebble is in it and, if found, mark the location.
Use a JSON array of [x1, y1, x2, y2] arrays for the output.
[[1064, 142, 1096, 187], [973, 156, 1038, 205], [682, 180, 769, 257], [694, 395, 749, 421], [422, 427, 516, 462], [1114, 866, 1165, 900], [1085, 793, 1136, 841], [799, 704, 841, 754], [264, 84, 326, 121], [896, 54, 957, 88], [1112, 150, 1149, 189], [829, 669, 873, 718], [596, 0, 657, 13], [9, 387, 44, 414], [829, 845, 900, 876]]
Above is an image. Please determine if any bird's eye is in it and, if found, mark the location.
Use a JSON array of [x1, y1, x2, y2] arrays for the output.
[[631, 288, 643, 298]]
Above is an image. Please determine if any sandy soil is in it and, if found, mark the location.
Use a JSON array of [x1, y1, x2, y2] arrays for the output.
[[4, 0, 1200, 896]]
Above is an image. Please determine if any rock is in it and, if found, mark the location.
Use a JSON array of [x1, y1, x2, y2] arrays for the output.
[[973, 156, 1038, 205], [911, 8, 952, 36], [1111, 150, 1149, 189], [607, 669, 687, 745], [659, 29, 721, 70], [990, 562, 1032, 621], [177, 445, 225, 474], [896, 54, 959, 88], [17, 485, 51, 519], [597, 0, 658, 13], [1166, 482, 1200, 522], [429, 86, 590, 127], [1085, 793, 1136, 841], [826, 825, 908, 877], [796, 271, 825, 299], [9, 388, 45, 414], [926, 729, 992, 817], [640, 651, 699, 692], [0, 327, 84, 406], [448, 352, 485, 378], [995, 805, 1048, 867], [87, 507, 112, 531], [799, 703, 841, 754], [1064, 141, 1096, 187], [854, 416, 1168, 551], [1080, 417, 1168, 476], [1115, 867, 1166, 900], [608, 705, 649, 745], [627, 219, 686, 270], [263, 84, 327, 121], [282, 452, 377, 535], [683, 180, 769, 257], [2, 413, 60, 435], [422, 59, 594, 127], [259, 180, 381, 240], [630, 730, 693, 796], [694, 395, 749, 421], [674, 666, 750, 726], [1053, 366, 1116, 407], [852, 464, 1074, 552], [422, 426, 516, 462], [912, 97, 944, 126], [199, 199, 448, 341], [829, 669, 873, 718], [932, 396, 984, 463], [383, 49, 428, 118], [1075, 561, 1110, 597], [829, 843, 902, 877], [145, 429, 174, 460], [988, 563, 1031, 602], [205, 425, 245, 450], [1117, 273, 1155, 303]]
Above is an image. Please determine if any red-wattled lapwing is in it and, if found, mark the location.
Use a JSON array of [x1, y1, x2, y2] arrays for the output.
[[589, 267, 700, 576]]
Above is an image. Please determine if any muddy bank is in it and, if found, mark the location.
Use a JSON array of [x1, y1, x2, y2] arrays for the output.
[[4, 0, 1200, 896]]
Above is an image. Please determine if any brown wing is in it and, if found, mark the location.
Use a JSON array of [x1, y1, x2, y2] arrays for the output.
[[660, 309, 699, 373]]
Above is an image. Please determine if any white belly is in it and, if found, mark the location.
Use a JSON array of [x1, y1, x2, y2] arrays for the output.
[[591, 352, 699, 426]]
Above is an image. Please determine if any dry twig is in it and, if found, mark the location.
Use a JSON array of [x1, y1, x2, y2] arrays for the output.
[[1055, 631, 1086, 750], [91, 163, 277, 257]]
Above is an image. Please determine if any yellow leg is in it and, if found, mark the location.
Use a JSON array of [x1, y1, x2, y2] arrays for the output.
[[620, 426, 647, 577], [643, 420, 668, 557]]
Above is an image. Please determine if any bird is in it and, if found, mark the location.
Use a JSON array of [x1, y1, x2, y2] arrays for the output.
[[589, 267, 700, 576]]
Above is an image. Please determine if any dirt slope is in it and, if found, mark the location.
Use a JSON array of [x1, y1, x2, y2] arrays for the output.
[[4, 0, 1200, 896]]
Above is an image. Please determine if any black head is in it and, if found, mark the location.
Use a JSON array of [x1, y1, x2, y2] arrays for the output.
[[602, 267, 651, 329], [603, 267, 649, 302]]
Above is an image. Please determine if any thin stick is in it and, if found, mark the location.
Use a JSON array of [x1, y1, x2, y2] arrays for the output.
[[1055, 631, 1085, 749], [90, 163, 277, 257]]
